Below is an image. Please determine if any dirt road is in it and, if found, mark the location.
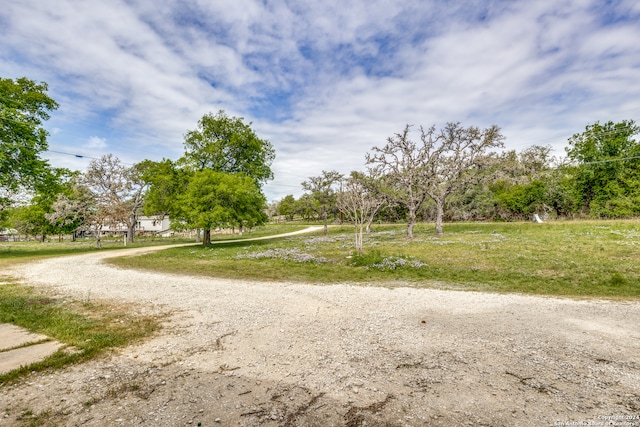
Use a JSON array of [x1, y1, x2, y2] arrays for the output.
[[2, 238, 639, 426]]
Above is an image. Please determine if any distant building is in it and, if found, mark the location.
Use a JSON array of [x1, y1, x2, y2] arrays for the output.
[[0, 228, 19, 241], [101, 216, 172, 237], [137, 216, 172, 235]]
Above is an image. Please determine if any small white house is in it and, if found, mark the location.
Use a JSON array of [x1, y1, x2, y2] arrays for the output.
[[101, 216, 172, 236], [0, 228, 19, 241], [136, 216, 171, 234]]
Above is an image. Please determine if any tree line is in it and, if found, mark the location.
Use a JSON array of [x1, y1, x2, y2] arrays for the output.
[[2, 76, 639, 249], [1, 77, 274, 246], [275, 118, 639, 252]]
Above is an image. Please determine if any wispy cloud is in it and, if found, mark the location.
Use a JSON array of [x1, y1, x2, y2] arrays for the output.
[[86, 136, 108, 150], [1, 0, 639, 200]]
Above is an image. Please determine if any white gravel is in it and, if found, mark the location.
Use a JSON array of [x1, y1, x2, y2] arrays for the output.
[[1, 237, 639, 426]]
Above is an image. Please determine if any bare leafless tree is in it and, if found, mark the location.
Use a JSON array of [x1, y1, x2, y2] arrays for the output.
[[359, 169, 389, 234], [81, 154, 147, 244], [366, 125, 433, 238], [367, 123, 504, 237], [338, 171, 386, 255], [46, 184, 88, 240], [423, 123, 504, 235], [46, 181, 108, 247]]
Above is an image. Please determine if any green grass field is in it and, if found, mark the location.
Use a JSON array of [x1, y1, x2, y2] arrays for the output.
[[108, 220, 640, 299]]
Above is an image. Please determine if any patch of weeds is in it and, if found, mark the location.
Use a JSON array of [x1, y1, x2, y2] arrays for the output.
[[607, 273, 627, 287], [349, 250, 385, 267], [17, 409, 34, 420], [304, 236, 338, 244], [425, 240, 456, 245], [368, 256, 427, 271], [16, 408, 54, 427], [107, 382, 142, 399], [83, 398, 100, 407]]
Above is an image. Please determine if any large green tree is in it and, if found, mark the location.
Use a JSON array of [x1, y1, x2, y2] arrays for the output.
[[295, 194, 320, 221], [566, 120, 640, 217], [182, 110, 275, 185], [277, 194, 297, 221], [0, 77, 58, 198], [139, 159, 189, 221], [181, 170, 267, 245], [180, 110, 274, 242], [11, 167, 75, 241]]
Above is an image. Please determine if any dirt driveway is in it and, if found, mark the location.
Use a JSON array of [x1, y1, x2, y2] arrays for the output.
[[2, 240, 639, 426]]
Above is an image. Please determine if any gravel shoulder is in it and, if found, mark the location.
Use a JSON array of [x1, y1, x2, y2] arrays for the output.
[[1, 238, 639, 426]]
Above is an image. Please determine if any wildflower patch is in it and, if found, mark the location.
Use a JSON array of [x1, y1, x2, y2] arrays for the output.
[[367, 256, 427, 271], [236, 248, 329, 263]]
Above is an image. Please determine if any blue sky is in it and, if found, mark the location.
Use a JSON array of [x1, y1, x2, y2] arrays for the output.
[[2, 0, 640, 201]]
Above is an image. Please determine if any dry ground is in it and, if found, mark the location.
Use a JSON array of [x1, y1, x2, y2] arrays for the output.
[[1, 243, 639, 427]]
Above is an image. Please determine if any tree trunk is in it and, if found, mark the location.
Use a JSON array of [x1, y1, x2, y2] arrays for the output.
[[435, 199, 444, 236], [355, 224, 363, 255], [365, 212, 375, 233], [323, 209, 328, 236], [127, 214, 136, 243], [203, 229, 211, 245], [195, 228, 201, 243], [406, 207, 416, 239]]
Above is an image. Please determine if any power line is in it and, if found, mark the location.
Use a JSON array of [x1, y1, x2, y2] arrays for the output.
[[506, 123, 640, 150], [46, 149, 100, 161], [583, 155, 640, 165]]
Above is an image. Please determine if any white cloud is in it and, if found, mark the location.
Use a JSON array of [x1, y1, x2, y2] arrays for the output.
[[86, 136, 108, 149], [2, 0, 639, 201]]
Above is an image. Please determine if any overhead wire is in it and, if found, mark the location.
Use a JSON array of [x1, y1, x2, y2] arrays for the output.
[[582, 155, 640, 165], [45, 149, 100, 161]]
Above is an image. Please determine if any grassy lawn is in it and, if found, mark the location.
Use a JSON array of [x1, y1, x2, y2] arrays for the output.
[[0, 281, 160, 384], [108, 220, 640, 299]]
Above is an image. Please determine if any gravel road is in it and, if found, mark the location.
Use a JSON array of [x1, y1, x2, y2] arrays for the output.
[[1, 236, 639, 426]]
